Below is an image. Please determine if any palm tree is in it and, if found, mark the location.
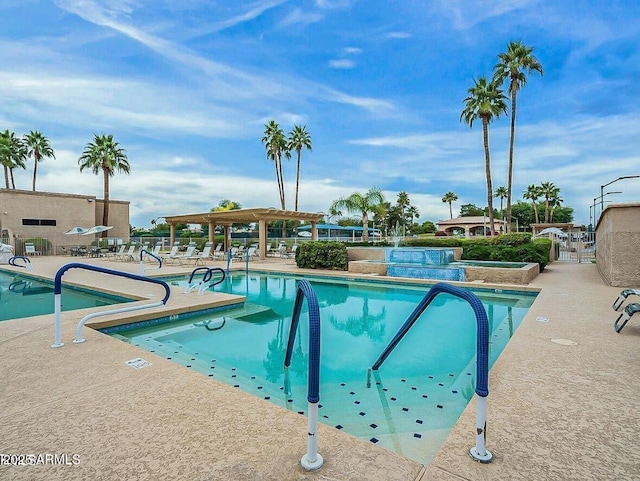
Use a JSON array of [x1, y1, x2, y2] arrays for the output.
[[495, 186, 508, 213], [0, 130, 27, 189], [262, 120, 290, 210], [548, 194, 563, 223], [441, 192, 458, 219], [24, 131, 55, 191], [397, 191, 410, 236], [539, 181, 559, 223], [78, 134, 130, 234], [493, 41, 543, 232], [287, 125, 312, 212], [522, 184, 542, 224], [407, 205, 419, 230], [461, 77, 507, 236], [330, 187, 385, 242]]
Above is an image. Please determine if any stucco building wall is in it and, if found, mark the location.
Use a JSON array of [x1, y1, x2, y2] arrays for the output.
[[0, 189, 130, 253], [595, 203, 640, 287]]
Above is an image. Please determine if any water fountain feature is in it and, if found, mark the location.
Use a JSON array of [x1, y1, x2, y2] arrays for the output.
[[385, 248, 465, 281]]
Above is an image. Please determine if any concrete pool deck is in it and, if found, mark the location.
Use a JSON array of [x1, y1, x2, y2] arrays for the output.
[[1, 256, 639, 480]]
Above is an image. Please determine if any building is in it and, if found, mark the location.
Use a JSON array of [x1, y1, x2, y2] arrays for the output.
[[0, 189, 130, 255], [437, 216, 506, 237]]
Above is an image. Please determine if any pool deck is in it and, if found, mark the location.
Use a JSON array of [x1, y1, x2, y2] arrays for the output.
[[1, 256, 639, 480]]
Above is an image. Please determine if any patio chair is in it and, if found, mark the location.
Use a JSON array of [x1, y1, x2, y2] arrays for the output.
[[187, 242, 214, 265], [612, 289, 640, 311], [25, 243, 41, 256], [211, 243, 225, 260], [283, 244, 298, 261], [160, 242, 181, 262], [175, 244, 198, 265], [116, 245, 136, 261], [614, 303, 640, 333], [106, 245, 126, 260]]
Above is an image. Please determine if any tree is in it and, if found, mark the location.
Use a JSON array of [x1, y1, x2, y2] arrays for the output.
[[494, 186, 508, 213], [212, 199, 242, 211], [78, 134, 130, 234], [407, 205, 420, 230], [441, 192, 458, 219], [460, 203, 485, 217], [522, 184, 542, 224], [539, 181, 559, 223], [397, 191, 410, 236], [330, 187, 385, 242], [0, 130, 27, 189], [24, 131, 55, 191], [460, 77, 508, 235], [262, 120, 289, 210], [493, 41, 543, 232], [287, 125, 312, 212]]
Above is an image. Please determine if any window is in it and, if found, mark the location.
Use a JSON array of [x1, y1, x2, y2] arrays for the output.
[[22, 219, 57, 226]]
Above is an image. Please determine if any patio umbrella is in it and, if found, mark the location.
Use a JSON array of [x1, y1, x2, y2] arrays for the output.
[[63, 226, 89, 242], [82, 225, 114, 236]]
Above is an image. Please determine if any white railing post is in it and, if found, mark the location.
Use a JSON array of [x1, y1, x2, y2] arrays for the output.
[[469, 396, 493, 463], [51, 293, 64, 348], [301, 402, 323, 470]]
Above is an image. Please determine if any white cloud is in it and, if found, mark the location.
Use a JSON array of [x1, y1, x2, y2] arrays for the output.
[[386, 32, 411, 39], [278, 7, 324, 27], [329, 59, 355, 69]]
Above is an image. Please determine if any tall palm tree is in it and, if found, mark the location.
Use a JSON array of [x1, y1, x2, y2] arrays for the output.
[[548, 194, 563, 223], [441, 192, 458, 219], [0, 130, 27, 189], [494, 186, 508, 213], [78, 134, 130, 234], [539, 181, 559, 223], [461, 77, 507, 235], [287, 125, 312, 212], [24, 131, 55, 191], [330, 187, 385, 242], [522, 184, 542, 224], [407, 205, 419, 230], [262, 120, 290, 210], [493, 41, 543, 232], [397, 191, 410, 236]]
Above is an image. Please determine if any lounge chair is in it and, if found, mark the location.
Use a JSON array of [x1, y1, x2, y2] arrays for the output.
[[211, 243, 225, 260], [612, 289, 640, 310], [175, 244, 197, 265], [614, 303, 640, 333], [187, 242, 214, 265], [160, 242, 181, 262], [283, 244, 298, 260], [116, 245, 136, 262], [25, 243, 41, 256], [106, 245, 126, 260]]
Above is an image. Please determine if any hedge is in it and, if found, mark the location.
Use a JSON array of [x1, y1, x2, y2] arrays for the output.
[[296, 241, 348, 270]]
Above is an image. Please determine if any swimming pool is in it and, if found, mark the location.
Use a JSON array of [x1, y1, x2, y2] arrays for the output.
[[106, 272, 536, 464], [0, 270, 132, 321]]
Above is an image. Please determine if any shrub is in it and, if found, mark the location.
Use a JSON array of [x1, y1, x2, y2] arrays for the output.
[[296, 241, 348, 270], [405, 237, 465, 247], [491, 232, 531, 246]]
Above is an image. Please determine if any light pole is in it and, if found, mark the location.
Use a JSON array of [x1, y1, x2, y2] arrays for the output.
[[593, 191, 622, 225], [600, 175, 640, 213]]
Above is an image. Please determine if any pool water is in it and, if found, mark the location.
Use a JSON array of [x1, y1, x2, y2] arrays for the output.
[[108, 272, 535, 464], [0, 270, 132, 321]]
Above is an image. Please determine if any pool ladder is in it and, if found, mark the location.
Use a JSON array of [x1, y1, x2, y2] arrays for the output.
[[370, 282, 494, 463], [184, 267, 226, 295], [51, 263, 171, 348], [284, 279, 323, 471]]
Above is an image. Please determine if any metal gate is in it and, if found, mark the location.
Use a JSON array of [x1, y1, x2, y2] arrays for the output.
[[557, 231, 595, 263]]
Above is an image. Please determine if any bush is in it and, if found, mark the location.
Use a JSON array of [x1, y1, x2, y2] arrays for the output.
[[405, 237, 465, 247], [490, 232, 531, 246], [296, 241, 348, 270]]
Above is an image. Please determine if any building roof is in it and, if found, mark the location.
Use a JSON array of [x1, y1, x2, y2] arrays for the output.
[[438, 216, 506, 225], [163, 208, 325, 225]]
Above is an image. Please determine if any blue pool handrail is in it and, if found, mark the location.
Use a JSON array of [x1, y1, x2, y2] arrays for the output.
[[8, 255, 33, 270], [284, 279, 323, 471], [139, 248, 162, 274], [370, 282, 493, 463], [52, 263, 171, 349], [185, 267, 226, 295]]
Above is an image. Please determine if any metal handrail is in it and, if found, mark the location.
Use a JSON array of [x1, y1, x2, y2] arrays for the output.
[[185, 267, 226, 295], [51, 263, 171, 348], [284, 279, 323, 471], [139, 248, 162, 274], [370, 282, 493, 463], [8, 256, 33, 270]]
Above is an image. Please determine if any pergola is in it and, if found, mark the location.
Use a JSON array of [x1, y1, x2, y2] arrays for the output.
[[437, 216, 506, 237], [163, 208, 325, 260]]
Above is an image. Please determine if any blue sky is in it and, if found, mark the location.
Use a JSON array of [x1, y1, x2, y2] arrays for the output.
[[1, 0, 639, 228]]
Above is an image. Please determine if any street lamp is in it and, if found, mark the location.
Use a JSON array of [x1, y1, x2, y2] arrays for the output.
[[593, 191, 622, 225], [600, 175, 640, 212]]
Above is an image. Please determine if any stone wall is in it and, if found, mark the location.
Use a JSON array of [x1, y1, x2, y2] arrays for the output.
[[596, 203, 640, 287]]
